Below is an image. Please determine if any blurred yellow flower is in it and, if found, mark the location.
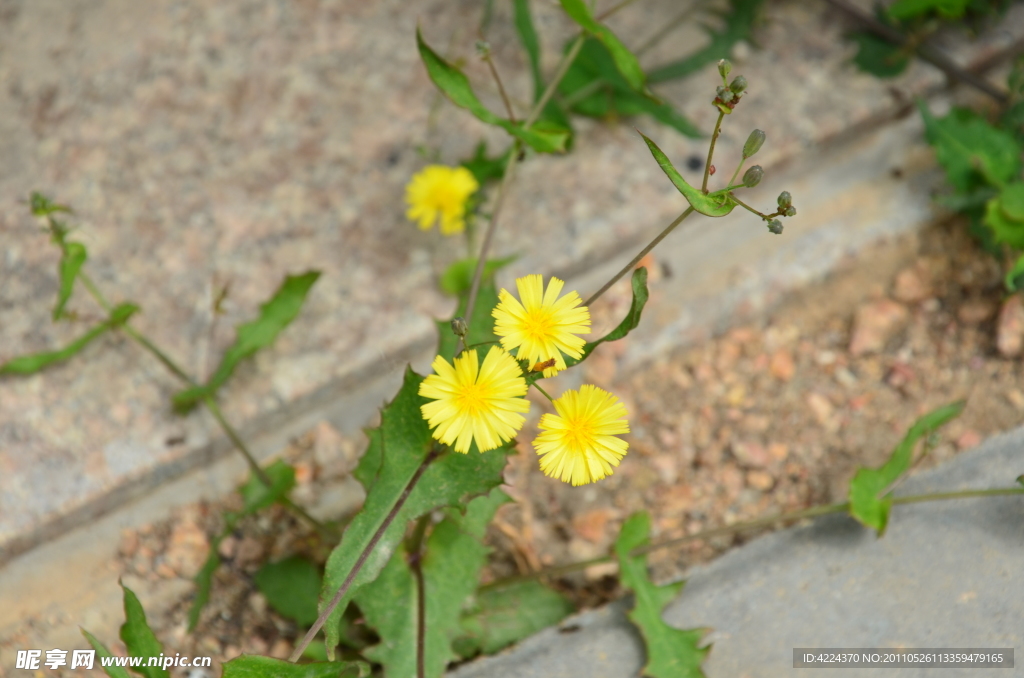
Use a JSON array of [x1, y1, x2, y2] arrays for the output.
[[405, 165, 479, 235], [492, 275, 590, 378], [533, 385, 629, 486], [419, 346, 529, 453]]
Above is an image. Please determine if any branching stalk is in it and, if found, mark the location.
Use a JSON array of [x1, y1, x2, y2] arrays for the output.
[[701, 111, 726, 193]]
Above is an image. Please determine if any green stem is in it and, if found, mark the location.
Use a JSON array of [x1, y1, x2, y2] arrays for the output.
[[701, 111, 726, 193], [595, 0, 642, 21], [727, 158, 746, 190], [484, 53, 517, 123], [728, 194, 770, 220], [480, 486, 1024, 591], [532, 382, 555, 402], [634, 1, 701, 57], [584, 207, 694, 307], [407, 514, 432, 678]]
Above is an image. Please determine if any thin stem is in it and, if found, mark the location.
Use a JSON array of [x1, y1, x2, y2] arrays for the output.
[[596, 0, 642, 21], [584, 207, 694, 307], [484, 54, 517, 123], [289, 446, 443, 662], [728, 157, 746, 189], [822, 0, 1007, 103], [635, 1, 700, 57], [407, 514, 431, 678], [532, 382, 555, 402], [701, 111, 726, 193], [480, 485, 1024, 591], [559, 79, 605, 110], [728, 194, 769, 220], [524, 35, 584, 129]]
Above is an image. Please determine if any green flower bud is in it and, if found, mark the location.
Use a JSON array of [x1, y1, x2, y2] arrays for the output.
[[715, 86, 734, 103], [475, 41, 491, 58], [784, 205, 797, 217], [767, 219, 783, 235], [777, 191, 792, 208], [742, 165, 763, 187], [451, 316, 468, 338], [729, 75, 748, 94], [718, 59, 732, 80], [743, 129, 765, 158]]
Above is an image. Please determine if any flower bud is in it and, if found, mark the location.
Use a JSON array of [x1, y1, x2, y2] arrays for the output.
[[767, 219, 783, 235], [784, 205, 797, 217], [451, 316, 468, 338], [718, 59, 732, 80], [742, 165, 763, 187], [777, 191, 792, 208], [743, 129, 765, 158], [475, 40, 491, 58], [729, 75, 747, 94], [715, 86, 734, 103]]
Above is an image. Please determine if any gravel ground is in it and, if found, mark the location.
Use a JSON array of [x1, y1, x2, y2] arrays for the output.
[[94, 215, 1023, 675]]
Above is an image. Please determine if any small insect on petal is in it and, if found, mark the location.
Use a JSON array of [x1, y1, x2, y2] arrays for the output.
[[532, 358, 557, 373]]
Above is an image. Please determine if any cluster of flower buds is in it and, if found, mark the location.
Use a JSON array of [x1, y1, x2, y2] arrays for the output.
[[765, 192, 796, 235], [714, 60, 746, 113]]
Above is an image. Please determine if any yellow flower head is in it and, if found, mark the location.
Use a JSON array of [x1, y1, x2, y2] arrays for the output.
[[492, 275, 590, 378], [419, 346, 529, 453], [405, 165, 479, 236], [533, 385, 629, 486]]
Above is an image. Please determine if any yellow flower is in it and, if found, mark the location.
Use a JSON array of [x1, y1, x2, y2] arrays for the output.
[[492, 275, 590, 378], [405, 165, 479, 235], [419, 346, 529, 453], [533, 385, 629, 486]]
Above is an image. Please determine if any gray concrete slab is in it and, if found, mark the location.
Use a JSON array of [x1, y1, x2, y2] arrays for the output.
[[4, 0, 1023, 563], [449, 425, 1024, 678]]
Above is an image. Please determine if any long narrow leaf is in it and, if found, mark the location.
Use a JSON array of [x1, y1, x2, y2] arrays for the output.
[[639, 131, 736, 216], [559, 0, 646, 92], [80, 628, 132, 678], [54, 241, 87, 320], [222, 656, 368, 678], [416, 29, 569, 154], [1, 303, 139, 376], [119, 582, 169, 678], [173, 271, 320, 412]]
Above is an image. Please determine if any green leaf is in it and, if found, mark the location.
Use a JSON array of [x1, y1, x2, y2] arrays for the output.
[[848, 401, 965, 535], [320, 369, 512, 655], [81, 628, 132, 678], [53, 241, 87, 320], [849, 31, 910, 78], [222, 655, 368, 678], [1005, 254, 1024, 292], [353, 426, 384, 493], [559, 38, 700, 138], [888, 0, 971, 20], [460, 142, 513, 186], [984, 195, 1024, 249], [416, 29, 569, 154], [255, 556, 323, 626], [512, 0, 574, 143], [355, 491, 508, 678], [0, 303, 139, 376], [919, 102, 1022, 193], [173, 271, 320, 413], [30, 191, 72, 217], [615, 513, 708, 678], [440, 256, 517, 296], [647, 0, 765, 84], [561, 267, 649, 373], [118, 582, 169, 678], [559, 0, 645, 92], [189, 460, 296, 630], [999, 181, 1024, 221], [456, 580, 574, 658], [638, 131, 736, 216]]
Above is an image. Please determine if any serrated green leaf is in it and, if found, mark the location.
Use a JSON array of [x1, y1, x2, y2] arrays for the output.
[[616, 513, 708, 678], [0, 303, 139, 376], [222, 655, 368, 678], [559, 38, 700, 137], [647, 0, 764, 84], [457, 580, 574, 658], [255, 556, 322, 626], [559, 0, 645, 92], [30, 191, 72, 217], [984, 196, 1024, 249], [119, 582, 169, 678], [440, 256, 517, 296], [417, 29, 569, 154], [849, 31, 910, 78], [559, 267, 649, 375], [355, 491, 508, 678], [1006, 255, 1024, 292], [639, 132, 736, 216], [172, 271, 320, 412], [919, 102, 1022, 193], [321, 369, 512, 656], [849, 401, 964, 535], [460, 142, 513, 186], [888, 0, 971, 20], [81, 628, 132, 678], [54, 241, 87, 320]]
